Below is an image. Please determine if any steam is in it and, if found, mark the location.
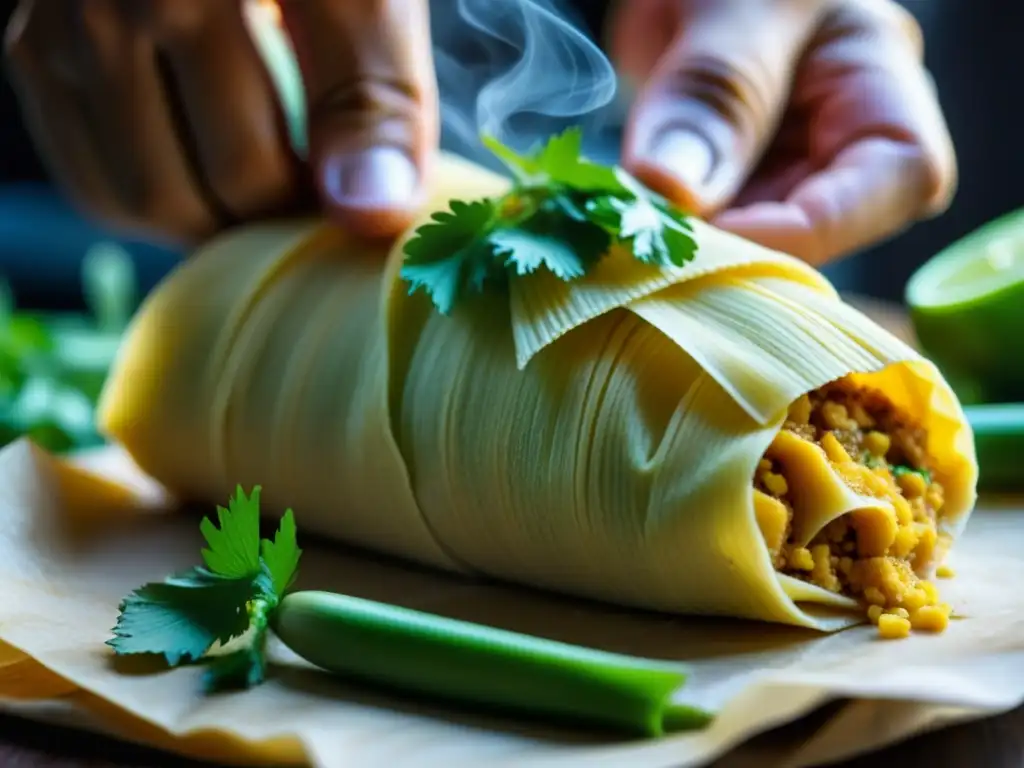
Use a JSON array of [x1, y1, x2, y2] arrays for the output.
[[430, 0, 621, 168]]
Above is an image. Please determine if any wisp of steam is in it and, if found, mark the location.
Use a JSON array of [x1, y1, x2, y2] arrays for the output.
[[430, 0, 622, 169]]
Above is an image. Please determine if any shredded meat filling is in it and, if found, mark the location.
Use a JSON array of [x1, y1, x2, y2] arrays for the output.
[[753, 377, 954, 639]]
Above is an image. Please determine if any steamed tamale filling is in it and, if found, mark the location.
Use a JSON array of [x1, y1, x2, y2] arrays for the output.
[[754, 377, 954, 638]]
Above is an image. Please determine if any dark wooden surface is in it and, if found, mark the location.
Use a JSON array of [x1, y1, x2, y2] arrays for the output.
[[1, 703, 1023, 767]]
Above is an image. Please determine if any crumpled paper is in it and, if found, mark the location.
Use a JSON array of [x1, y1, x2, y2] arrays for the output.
[[1, 440, 1023, 768]]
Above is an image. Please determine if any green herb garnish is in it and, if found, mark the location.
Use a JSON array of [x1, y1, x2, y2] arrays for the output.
[[860, 453, 932, 482], [891, 464, 933, 484], [400, 128, 699, 314], [109, 486, 301, 690]]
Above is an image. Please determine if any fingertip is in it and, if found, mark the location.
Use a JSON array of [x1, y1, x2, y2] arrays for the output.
[[629, 156, 708, 219], [319, 145, 425, 238], [329, 204, 420, 240], [626, 128, 718, 217]]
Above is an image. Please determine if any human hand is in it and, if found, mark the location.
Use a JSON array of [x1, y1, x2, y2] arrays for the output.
[[610, 0, 956, 266], [3, 0, 437, 244]]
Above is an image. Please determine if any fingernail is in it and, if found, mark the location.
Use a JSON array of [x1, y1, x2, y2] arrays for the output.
[[645, 128, 716, 196], [323, 147, 420, 210]]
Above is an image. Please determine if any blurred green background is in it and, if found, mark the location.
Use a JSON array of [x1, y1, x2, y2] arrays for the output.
[[0, 242, 138, 453]]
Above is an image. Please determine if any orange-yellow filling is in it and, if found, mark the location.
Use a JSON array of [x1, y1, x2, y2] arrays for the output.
[[753, 377, 953, 637]]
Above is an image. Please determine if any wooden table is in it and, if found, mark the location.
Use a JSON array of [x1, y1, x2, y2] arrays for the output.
[[2, 297, 1020, 767]]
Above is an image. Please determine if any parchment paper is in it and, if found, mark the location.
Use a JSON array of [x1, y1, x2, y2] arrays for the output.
[[1, 439, 1022, 768]]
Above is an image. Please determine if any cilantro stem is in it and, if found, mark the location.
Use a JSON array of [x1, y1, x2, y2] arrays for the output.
[[249, 594, 274, 633]]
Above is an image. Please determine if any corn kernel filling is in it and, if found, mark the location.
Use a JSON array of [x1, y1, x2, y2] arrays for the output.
[[752, 377, 955, 639]]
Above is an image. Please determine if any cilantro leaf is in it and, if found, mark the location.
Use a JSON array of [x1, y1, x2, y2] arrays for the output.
[[107, 567, 259, 665], [261, 508, 301, 596], [491, 229, 589, 281], [200, 485, 263, 579], [626, 203, 697, 269], [490, 213, 610, 281], [532, 128, 624, 192], [400, 200, 503, 314], [587, 196, 697, 269], [484, 128, 624, 193], [111, 485, 306, 691], [400, 240, 499, 315], [618, 201, 664, 260]]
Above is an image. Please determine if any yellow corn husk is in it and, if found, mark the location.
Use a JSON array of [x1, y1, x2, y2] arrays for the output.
[[97, 153, 978, 632]]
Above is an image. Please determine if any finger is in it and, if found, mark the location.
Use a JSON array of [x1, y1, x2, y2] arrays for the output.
[[138, 0, 304, 222], [727, 113, 815, 208], [817, 0, 955, 216], [4, 0, 123, 220], [279, 0, 438, 237], [622, 0, 825, 215], [713, 1, 956, 265], [77, 0, 218, 241], [715, 138, 937, 265]]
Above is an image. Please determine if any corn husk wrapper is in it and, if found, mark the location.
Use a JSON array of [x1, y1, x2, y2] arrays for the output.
[[97, 154, 976, 632], [0, 443, 1022, 768]]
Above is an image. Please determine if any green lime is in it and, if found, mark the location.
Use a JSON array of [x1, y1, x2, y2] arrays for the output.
[[906, 207, 1024, 404]]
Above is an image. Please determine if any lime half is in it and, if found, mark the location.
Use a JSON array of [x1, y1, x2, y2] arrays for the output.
[[906, 207, 1024, 404]]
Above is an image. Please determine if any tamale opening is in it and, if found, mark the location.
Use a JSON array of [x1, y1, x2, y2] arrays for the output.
[[753, 375, 958, 638]]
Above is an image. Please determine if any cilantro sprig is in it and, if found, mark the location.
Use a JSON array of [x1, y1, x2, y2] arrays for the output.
[[108, 486, 301, 691], [400, 128, 699, 314]]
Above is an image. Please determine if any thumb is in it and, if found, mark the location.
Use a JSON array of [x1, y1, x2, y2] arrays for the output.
[[280, 0, 438, 237], [622, 1, 821, 216]]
